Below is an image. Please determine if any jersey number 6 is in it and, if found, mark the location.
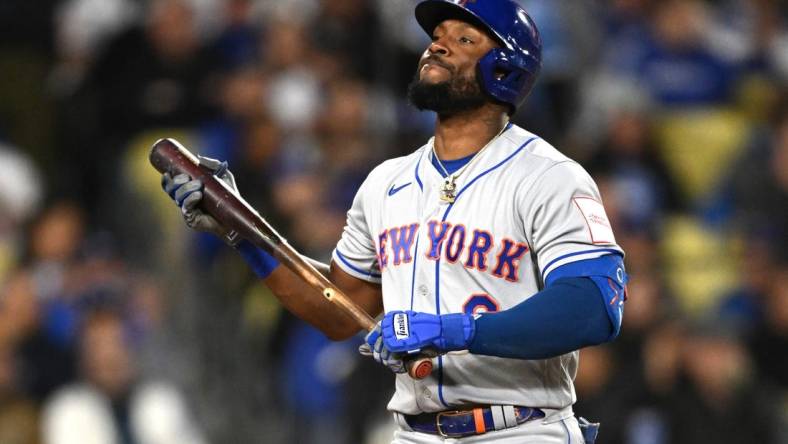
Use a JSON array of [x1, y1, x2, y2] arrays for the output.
[[463, 293, 500, 315]]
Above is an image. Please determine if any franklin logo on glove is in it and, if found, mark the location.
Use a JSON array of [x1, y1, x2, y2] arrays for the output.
[[394, 313, 410, 340]]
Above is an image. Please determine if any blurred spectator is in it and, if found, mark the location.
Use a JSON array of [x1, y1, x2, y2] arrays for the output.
[[9, 201, 89, 402], [636, 0, 740, 107], [586, 108, 683, 233], [267, 76, 381, 257], [598, 0, 655, 75], [573, 345, 632, 444], [262, 20, 322, 132], [8, 201, 167, 404], [89, 0, 221, 139], [750, 261, 788, 443], [732, 99, 788, 259], [63, 0, 223, 217], [748, 264, 788, 390], [27, 202, 88, 352], [52, 0, 139, 96], [575, 275, 682, 444], [517, 1, 599, 139], [210, 0, 260, 69], [310, 0, 381, 82], [668, 320, 778, 443], [42, 310, 204, 444], [614, 274, 679, 384], [716, 237, 776, 331], [0, 270, 62, 404], [313, 78, 383, 208]]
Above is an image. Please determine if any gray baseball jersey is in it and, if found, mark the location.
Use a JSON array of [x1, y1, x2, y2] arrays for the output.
[[332, 124, 623, 415]]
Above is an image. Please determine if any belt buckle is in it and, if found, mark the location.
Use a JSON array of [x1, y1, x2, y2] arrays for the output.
[[435, 410, 465, 438]]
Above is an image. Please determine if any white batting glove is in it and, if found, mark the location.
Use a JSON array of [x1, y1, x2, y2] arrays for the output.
[[161, 155, 241, 245], [359, 324, 407, 374]]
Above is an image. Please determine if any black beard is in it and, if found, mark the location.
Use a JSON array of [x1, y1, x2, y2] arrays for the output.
[[407, 68, 488, 117]]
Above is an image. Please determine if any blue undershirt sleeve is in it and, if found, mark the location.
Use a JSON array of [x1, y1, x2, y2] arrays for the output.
[[235, 239, 281, 279], [467, 276, 614, 360]]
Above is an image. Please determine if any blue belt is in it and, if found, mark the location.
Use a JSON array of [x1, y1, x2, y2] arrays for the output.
[[404, 406, 545, 438]]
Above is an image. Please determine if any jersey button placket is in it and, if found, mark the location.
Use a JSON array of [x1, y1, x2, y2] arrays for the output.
[[413, 186, 439, 311]]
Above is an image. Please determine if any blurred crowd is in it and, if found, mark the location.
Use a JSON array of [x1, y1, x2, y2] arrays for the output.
[[0, 0, 787, 443]]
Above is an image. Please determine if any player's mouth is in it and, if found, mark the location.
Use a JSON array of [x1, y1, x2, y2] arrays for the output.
[[421, 57, 453, 74], [422, 64, 449, 75]]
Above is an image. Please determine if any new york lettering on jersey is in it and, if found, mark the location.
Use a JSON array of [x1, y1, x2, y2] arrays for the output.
[[377, 221, 529, 282]]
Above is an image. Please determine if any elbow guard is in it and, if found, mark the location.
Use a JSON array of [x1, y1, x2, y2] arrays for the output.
[[546, 254, 628, 341]]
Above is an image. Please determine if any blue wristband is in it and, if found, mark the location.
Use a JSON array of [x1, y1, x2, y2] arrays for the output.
[[235, 240, 280, 279], [439, 313, 476, 351]]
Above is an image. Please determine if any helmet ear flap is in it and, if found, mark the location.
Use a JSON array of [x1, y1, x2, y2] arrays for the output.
[[478, 48, 535, 109]]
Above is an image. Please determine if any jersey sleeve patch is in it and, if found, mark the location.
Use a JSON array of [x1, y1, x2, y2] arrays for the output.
[[572, 197, 616, 245]]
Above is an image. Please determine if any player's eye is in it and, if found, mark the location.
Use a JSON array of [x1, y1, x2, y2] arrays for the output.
[[459, 36, 474, 44]]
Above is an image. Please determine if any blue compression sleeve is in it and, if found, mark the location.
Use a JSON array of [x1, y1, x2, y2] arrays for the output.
[[235, 240, 280, 279], [468, 277, 613, 359]]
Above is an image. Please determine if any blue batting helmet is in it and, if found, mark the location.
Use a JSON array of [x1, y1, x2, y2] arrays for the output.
[[415, 0, 542, 111]]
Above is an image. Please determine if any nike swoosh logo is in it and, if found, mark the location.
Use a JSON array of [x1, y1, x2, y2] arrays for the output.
[[388, 182, 412, 196]]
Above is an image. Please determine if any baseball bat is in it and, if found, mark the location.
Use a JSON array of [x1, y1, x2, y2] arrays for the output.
[[149, 138, 434, 380]]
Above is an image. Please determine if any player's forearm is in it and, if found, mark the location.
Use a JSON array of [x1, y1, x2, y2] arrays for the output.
[[235, 240, 368, 339], [262, 265, 363, 340]]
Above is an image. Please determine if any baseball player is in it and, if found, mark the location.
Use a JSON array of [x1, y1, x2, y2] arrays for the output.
[[162, 0, 627, 442]]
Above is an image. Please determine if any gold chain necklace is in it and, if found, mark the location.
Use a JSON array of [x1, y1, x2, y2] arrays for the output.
[[431, 125, 508, 204]]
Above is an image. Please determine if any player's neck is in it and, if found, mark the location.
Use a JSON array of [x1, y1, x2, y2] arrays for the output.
[[433, 108, 509, 160]]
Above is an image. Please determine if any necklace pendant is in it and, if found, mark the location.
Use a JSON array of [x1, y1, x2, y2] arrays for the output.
[[440, 178, 456, 203]]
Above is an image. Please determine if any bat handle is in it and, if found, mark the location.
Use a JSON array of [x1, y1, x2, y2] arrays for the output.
[[321, 287, 433, 380], [406, 356, 434, 379]]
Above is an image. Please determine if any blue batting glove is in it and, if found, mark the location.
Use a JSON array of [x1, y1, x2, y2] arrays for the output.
[[380, 310, 475, 354]]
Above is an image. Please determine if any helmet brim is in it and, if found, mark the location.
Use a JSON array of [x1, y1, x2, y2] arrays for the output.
[[415, 1, 506, 48]]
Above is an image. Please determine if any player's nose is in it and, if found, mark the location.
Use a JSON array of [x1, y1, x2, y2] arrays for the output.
[[427, 39, 449, 57]]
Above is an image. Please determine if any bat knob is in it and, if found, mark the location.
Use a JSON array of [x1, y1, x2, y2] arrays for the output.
[[408, 358, 434, 379]]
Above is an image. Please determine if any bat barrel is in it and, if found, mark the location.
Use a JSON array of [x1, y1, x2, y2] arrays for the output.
[[150, 138, 277, 249]]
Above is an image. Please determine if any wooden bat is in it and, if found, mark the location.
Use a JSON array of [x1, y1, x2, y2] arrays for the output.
[[149, 138, 434, 379]]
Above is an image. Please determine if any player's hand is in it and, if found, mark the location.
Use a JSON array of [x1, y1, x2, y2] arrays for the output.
[[379, 310, 476, 355], [359, 325, 407, 374], [161, 155, 240, 245]]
